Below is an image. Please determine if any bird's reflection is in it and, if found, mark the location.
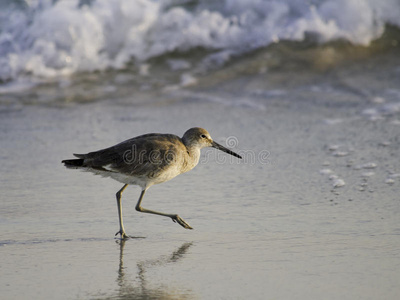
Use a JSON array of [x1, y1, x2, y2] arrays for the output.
[[112, 239, 194, 299]]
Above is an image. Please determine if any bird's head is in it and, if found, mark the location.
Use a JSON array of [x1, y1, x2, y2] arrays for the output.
[[183, 127, 242, 159]]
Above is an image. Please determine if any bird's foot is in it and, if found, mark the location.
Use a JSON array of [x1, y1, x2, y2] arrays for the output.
[[115, 229, 130, 240], [172, 215, 193, 230]]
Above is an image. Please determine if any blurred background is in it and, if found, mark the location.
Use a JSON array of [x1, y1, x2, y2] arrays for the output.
[[0, 0, 399, 104]]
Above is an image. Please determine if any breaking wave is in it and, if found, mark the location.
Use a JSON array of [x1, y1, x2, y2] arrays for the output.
[[1, 0, 399, 81]]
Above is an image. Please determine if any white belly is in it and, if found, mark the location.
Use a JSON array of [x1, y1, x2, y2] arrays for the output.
[[80, 164, 182, 189]]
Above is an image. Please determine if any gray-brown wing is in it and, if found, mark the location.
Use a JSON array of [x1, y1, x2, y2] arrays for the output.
[[75, 134, 185, 177]]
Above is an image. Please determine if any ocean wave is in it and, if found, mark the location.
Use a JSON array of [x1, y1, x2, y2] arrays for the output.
[[1, 0, 399, 81]]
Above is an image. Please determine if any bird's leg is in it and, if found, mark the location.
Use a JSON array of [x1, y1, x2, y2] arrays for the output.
[[135, 190, 193, 230], [115, 184, 129, 239]]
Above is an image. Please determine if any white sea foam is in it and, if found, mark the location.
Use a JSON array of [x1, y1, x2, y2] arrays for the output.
[[179, 73, 197, 87], [385, 178, 395, 185], [332, 151, 349, 157], [362, 101, 400, 120], [329, 174, 339, 181], [332, 178, 345, 188], [1, 0, 400, 81], [354, 162, 378, 171], [361, 172, 375, 178], [327, 144, 340, 151], [319, 168, 333, 175]]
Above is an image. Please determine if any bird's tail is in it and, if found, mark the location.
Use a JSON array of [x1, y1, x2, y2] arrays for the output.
[[62, 158, 84, 168]]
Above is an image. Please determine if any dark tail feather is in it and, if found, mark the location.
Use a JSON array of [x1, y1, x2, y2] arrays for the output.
[[62, 158, 84, 168]]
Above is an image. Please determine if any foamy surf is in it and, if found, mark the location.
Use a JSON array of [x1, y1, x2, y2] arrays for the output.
[[1, 0, 400, 82]]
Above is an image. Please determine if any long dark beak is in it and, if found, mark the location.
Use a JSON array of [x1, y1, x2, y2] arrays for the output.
[[211, 141, 242, 159]]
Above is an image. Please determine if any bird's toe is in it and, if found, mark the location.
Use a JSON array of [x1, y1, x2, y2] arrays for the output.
[[115, 230, 130, 240], [172, 215, 193, 230]]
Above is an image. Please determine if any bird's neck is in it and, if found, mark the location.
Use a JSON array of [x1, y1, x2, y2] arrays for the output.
[[183, 146, 201, 172]]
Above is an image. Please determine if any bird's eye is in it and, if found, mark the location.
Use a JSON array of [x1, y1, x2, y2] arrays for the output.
[[201, 134, 207, 138]]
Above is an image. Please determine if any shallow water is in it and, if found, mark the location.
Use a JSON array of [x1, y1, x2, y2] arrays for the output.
[[1, 85, 400, 299]]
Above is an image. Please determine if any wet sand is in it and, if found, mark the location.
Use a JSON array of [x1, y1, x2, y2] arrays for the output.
[[1, 47, 400, 299]]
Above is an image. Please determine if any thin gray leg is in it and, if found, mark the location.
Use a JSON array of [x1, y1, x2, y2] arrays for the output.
[[115, 184, 129, 239], [135, 189, 193, 229]]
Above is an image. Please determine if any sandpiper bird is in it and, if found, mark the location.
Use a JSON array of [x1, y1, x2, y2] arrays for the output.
[[62, 127, 242, 239]]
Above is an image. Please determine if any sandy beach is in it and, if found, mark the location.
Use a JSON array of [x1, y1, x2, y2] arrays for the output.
[[1, 1, 400, 299]]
